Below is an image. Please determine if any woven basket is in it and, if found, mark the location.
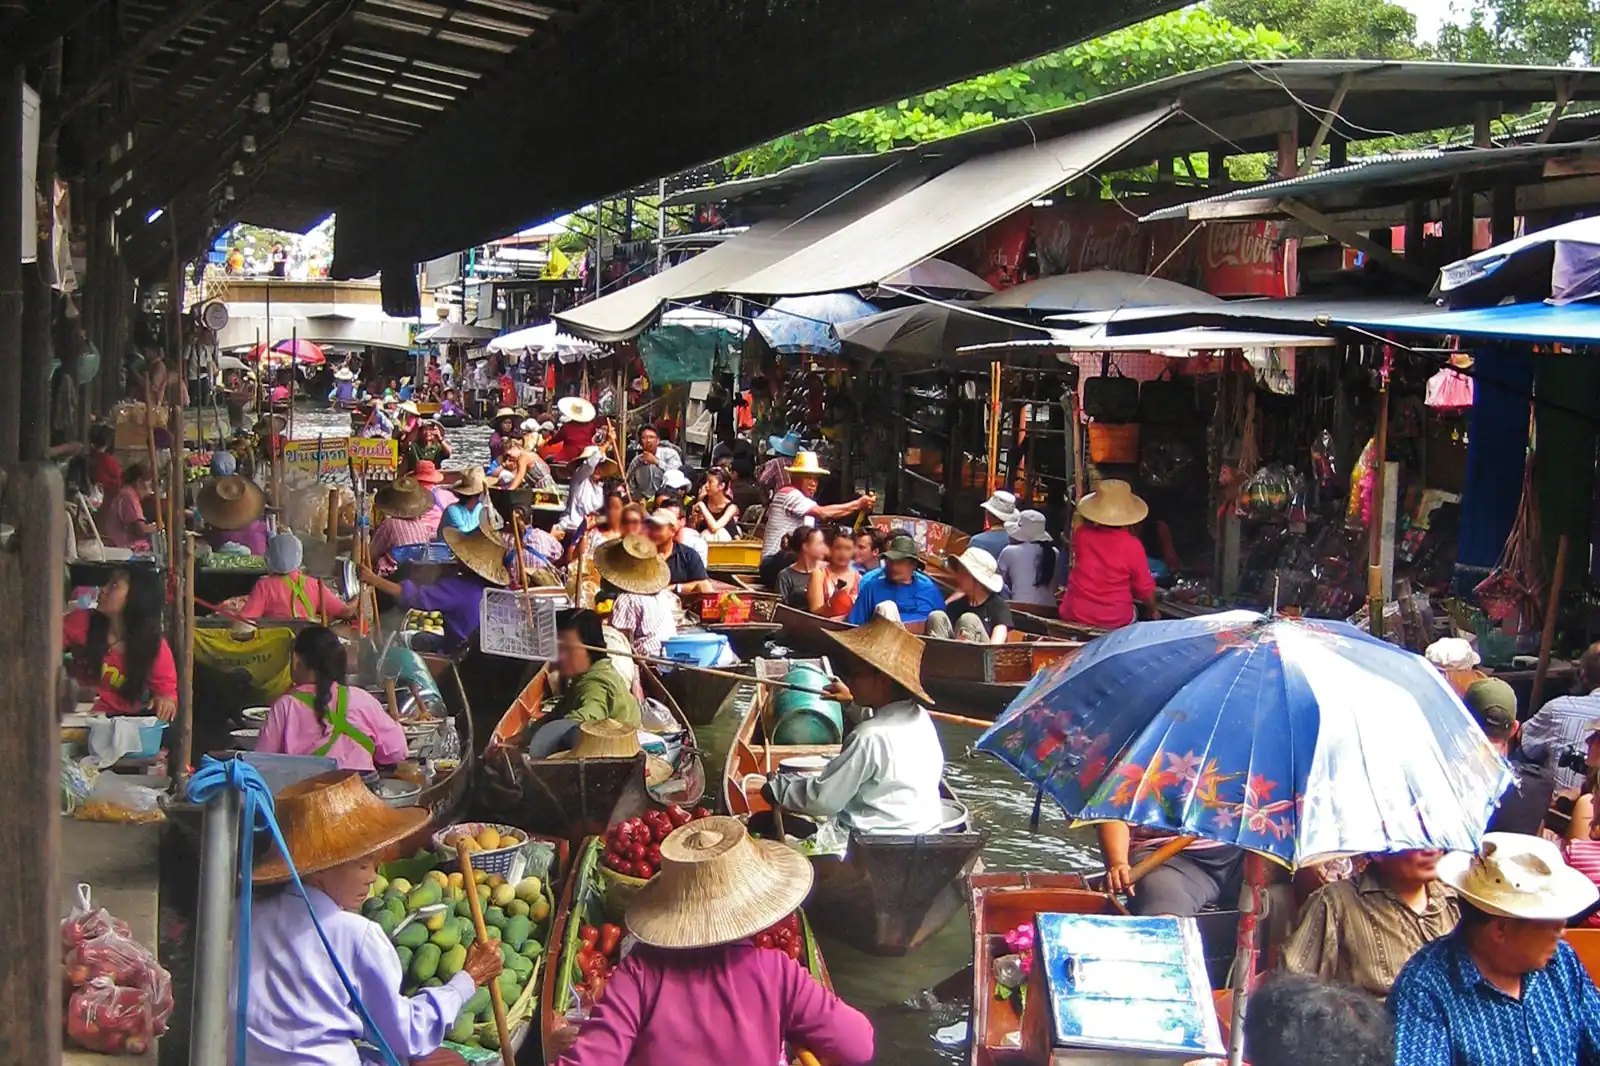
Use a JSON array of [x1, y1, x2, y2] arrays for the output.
[[596, 860, 653, 922], [432, 821, 528, 877], [1088, 422, 1140, 465]]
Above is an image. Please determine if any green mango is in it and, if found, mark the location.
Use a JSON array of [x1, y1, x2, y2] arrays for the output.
[[496, 971, 520, 1002], [406, 881, 443, 911], [394, 923, 429, 950], [410, 943, 441, 983], [480, 1025, 501, 1051], [455, 898, 475, 919], [519, 939, 544, 958], [423, 977, 443, 988], [395, 946, 413, 973], [385, 897, 406, 923], [360, 897, 386, 920], [456, 916, 476, 948], [483, 926, 501, 942], [502, 915, 532, 952], [429, 921, 461, 951], [498, 943, 519, 968], [439, 944, 467, 980], [463, 987, 490, 1018], [374, 908, 399, 936], [484, 905, 507, 929], [447, 1015, 474, 1044], [508, 953, 533, 983]]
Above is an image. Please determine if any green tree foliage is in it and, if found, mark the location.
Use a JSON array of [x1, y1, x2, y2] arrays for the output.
[[1209, 0, 1424, 58], [1435, 0, 1596, 64], [729, 10, 1296, 177]]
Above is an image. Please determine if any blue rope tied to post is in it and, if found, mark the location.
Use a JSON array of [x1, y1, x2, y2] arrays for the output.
[[186, 757, 404, 1066]]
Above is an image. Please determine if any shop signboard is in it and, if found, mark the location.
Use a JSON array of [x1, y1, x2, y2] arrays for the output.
[[1035, 201, 1153, 277], [972, 207, 1033, 290], [1197, 221, 1288, 297], [347, 436, 399, 472], [283, 436, 399, 477]]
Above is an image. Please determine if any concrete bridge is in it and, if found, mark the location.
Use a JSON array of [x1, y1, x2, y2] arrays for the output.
[[208, 278, 441, 352]]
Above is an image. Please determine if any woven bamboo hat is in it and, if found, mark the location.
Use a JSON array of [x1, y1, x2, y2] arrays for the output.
[[198, 475, 266, 530], [785, 451, 829, 476], [576, 444, 621, 481], [551, 719, 642, 759], [1076, 479, 1148, 528], [821, 615, 934, 705], [443, 518, 509, 586], [253, 771, 426, 885], [452, 466, 488, 496], [558, 396, 596, 423], [375, 474, 435, 519], [594, 533, 670, 595], [626, 817, 813, 949]]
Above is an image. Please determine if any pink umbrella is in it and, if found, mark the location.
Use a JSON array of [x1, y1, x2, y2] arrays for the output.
[[248, 339, 326, 366]]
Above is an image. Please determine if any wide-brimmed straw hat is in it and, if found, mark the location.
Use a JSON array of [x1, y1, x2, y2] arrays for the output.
[[576, 444, 621, 480], [198, 475, 266, 530], [375, 475, 435, 519], [821, 616, 934, 705], [411, 460, 444, 486], [1076, 479, 1148, 528], [254, 771, 427, 885], [550, 719, 641, 760], [981, 490, 1019, 523], [594, 534, 670, 595], [493, 407, 518, 426], [453, 466, 487, 496], [398, 401, 421, 417], [443, 518, 509, 586], [786, 451, 829, 476], [1437, 832, 1598, 921], [1008, 509, 1052, 544], [558, 396, 596, 423], [951, 545, 1003, 593], [626, 817, 812, 949]]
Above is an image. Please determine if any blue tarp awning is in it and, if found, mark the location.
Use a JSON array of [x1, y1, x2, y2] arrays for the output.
[[1331, 301, 1600, 345]]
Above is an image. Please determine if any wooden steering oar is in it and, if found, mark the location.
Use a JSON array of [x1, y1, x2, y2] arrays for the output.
[[456, 849, 516, 1066]]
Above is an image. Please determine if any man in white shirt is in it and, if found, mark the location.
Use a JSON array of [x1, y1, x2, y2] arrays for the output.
[[1521, 643, 1600, 791], [558, 445, 615, 538], [767, 617, 945, 835], [758, 451, 874, 585]]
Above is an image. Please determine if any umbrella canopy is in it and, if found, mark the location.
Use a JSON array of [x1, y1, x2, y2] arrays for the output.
[[658, 305, 749, 335], [752, 293, 879, 355], [487, 321, 604, 361], [979, 270, 1223, 312], [976, 611, 1509, 867], [416, 321, 498, 343], [248, 338, 326, 366], [1436, 216, 1600, 308], [835, 301, 1031, 359], [878, 259, 994, 297]]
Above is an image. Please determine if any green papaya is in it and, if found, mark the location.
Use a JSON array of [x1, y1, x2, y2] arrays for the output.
[[463, 987, 490, 1018], [395, 946, 413, 973], [406, 881, 443, 911], [374, 909, 399, 936], [410, 942, 442, 983], [502, 915, 532, 951], [484, 905, 507, 929], [429, 921, 461, 951], [447, 1015, 474, 1045], [394, 922, 429, 950], [457, 916, 476, 947], [439, 944, 467, 980], [496, 971, 520, 1001], [498, 942, 519, 967]]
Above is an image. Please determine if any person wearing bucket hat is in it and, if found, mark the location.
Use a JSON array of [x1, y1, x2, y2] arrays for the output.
[[596, 534, 677, 658], [759, 450, 875, 570], [997, 509, 1060, 609], [239, 533, 354, 622], [1389, 833, 1600, 1066], [1458, 678, 1553, 838], [360, 515, 509, 652], [369, 474, 446, 572], [240, 771, 505, 1066], [539, 395, 601, 466], [969, 489, 1019, 560], [1059, 479, 1157, 630], [757, 431, 801, 495], [846, 534, 947, 627], [198, 473, 270, 555], [763, 617, 946, 836], [550, 817, 873, 1066], [925, 545, 1012, 644]]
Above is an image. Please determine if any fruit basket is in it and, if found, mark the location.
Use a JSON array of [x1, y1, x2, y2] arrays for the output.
[[433, 822, 528, 877]]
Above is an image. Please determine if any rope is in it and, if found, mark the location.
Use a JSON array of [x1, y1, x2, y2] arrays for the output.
[[186, 757, 404, 1066]]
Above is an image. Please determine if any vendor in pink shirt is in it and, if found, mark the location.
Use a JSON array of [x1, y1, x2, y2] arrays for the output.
[[197, 471, 270, 555], [551, 817, 873, 1066], [62, 565, 178, 718], [257, 625, 408, 773], [97, 462, 158, 550], [368, 471, 449, 573], [238, 533, 354, 622], [1058, 480, 1158, 630]]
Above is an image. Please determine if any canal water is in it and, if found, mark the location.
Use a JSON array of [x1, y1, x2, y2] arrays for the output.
[[286, 404, 1103, 1064]]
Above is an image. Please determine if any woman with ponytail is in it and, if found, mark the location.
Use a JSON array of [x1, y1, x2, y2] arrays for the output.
[[63, 566, 177, 717], [257, 626, 407, 773]]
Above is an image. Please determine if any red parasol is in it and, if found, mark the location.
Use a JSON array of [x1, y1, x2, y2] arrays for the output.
[[247, 338, 326, 366]]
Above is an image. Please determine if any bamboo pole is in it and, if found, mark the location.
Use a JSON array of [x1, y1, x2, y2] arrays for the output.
[[1366, 373, 1391, 638], [176, 531, 196, 786], [1531, 533, 1570, 710], [986, 359, 1003, 496], [455, 850, 516, 1066]]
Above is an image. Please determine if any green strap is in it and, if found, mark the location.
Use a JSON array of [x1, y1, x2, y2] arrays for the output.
[[290, 686, 376, 756], [284, 574, 316, 620]]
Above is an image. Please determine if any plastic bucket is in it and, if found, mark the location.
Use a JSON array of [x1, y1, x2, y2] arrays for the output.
[[772, 701, 844, 745], [662, 632, 731, 668], [133, 720, 168, 758]]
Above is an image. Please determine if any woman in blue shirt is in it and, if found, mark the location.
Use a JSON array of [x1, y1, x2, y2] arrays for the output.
[[441, 467, 488, 535]]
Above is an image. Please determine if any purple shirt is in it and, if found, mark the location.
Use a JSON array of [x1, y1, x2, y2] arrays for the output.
[[399, 573, 488, 649], [208, 518, 270, 556], [238, 884, 473, 1066]]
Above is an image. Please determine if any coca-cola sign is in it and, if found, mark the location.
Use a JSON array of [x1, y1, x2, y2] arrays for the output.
[[1201, 221, 1287, 297], [1036, 202, 1152, 276]]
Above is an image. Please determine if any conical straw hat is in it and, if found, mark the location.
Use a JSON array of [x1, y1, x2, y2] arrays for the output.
[[198, 475, 266, 530], [443, 517, 509, 586], [375, 475, 435, 519], [626, 817, 813, 949], [549, 718, 643, 760], [594, 533, 670, 595], [785, 451, 829, 476], [821, 616, 934, 705], [1076, 479, 1148, 527], [254, 771, 427, 884]]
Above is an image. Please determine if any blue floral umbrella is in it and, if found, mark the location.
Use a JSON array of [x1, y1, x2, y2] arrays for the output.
[[976, 610, 1510, 868], [752, 293, 880, 355]]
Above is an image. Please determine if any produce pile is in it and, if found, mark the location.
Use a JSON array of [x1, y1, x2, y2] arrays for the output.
[[61, 898, 173, 1055], [600, 804, 711, 880], [363, 859, 549, 1052], [572, 922, 624, 1006], [751, 912, 807, 963]]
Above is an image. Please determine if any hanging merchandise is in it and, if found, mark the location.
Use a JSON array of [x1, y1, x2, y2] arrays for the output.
[[1473, 449, 1545, 627], [1238, 464, 1291, 520], [1138, 367, 1197, 424], [1310, 429, 1339, 489], [1083, 355, 1140, 422], [1345, 437, 1377, 530], [1425, 352, 1475, 410]]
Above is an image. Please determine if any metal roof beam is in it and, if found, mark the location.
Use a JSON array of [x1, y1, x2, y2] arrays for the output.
[[53, 0, 227, 129]]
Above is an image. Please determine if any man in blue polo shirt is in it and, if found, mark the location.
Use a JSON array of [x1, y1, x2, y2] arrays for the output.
[[848, 535, 947, 627], [1389, 832, 1600, 1066]]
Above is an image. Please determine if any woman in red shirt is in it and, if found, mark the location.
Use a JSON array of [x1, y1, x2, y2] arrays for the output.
[[62, 566, 178, 718], [1058, 480, 1157, 630]]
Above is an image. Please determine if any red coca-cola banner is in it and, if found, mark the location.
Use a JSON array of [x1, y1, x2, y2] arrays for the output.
[[1034, 201, 1154, 276], [1198, 221, 1289, 297], [973, 207, 1032, 291]]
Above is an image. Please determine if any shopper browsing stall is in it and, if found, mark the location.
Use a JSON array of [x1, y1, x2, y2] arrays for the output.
[[846, 535, 946, 628], [776, 526, 828, 610], [359, 519, 509, 652], [1058, 480, 1157, 629], [808, 526, 862, 619]]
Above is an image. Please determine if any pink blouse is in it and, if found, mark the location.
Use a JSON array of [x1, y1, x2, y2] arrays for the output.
[[257, 683, 409, 772]]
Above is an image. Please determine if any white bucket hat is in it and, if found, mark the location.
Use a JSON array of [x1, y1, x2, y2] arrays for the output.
[[1007, 509, 1051, 544], [1425, 637, 1481, 671], [1437, 832, 1598, 921], [950, 545, 1003, 593], [980, 490, 1019, 523]]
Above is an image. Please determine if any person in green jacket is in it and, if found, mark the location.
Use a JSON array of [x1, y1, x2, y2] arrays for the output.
[[525, 609, 642, 757]]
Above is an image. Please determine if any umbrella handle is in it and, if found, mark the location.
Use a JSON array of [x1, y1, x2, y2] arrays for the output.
[[1127, 835, 1197, 886]]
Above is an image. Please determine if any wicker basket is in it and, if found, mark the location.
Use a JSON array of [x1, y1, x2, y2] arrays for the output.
[[1088, 422, 1140, 464], [431, 821, 528, 877], [596, 860, 653, 922]]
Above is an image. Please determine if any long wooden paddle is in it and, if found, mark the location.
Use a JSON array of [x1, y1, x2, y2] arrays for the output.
[[456, 850, 516, 1066]]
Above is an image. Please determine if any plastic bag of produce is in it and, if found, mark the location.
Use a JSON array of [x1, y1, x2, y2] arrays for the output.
[[75, 773, 165, 824], [66, 976, 160, 1055], [60, 884, 131, 953]]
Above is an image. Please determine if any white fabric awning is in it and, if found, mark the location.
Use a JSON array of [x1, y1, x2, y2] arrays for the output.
[[727, 107, 1174, 297], [488, 321, 604, 360], [959, 326, 1338, 355]]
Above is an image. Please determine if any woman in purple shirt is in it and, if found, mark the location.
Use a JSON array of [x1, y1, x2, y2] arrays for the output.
[[359, 518, 509, 652], [198, 473, 269, 554]]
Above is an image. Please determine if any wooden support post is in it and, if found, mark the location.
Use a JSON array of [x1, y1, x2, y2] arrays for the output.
[[175, 531, 196, 787], [0, 65, 23, 467], [1281, 199, 1431, 283], [1298, 71, 1353, 177], [1276, 127, 1299, 179], [1531, 534, 1570, 712], [1329, 137, 1347, 169], [21, 41, 60, 462], [1474, 102, 1495, 149], [0, 464, 65, 1066], [1207, 148, 1226, 186], [986, 359, 1003, 496], [1405, 200, 1427, 273], [1491, 184, 1517, 245], [1367, 379, 1391, 638]]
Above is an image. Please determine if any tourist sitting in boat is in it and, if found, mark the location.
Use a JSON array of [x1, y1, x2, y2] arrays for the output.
[[997, 509, 1058, 609], [552, 817, 872, 1066], [369, 473, 447, 573], [647, 506, 710, 593], [1245, 973, 1393, 1066], [488, 407, 519, 464], [198, 473, 270, 555], [97, 462, 158, 550], [541, 396, 601, 466], [525, 609, 642, 757], [759, 451, 875, 586], [809, 526, 862, 620], [508, 501, 566, 576], [694, 467, 741, 541], [62, 565, 177, 719], [576, 487, 629, 559], [239, 771, 504, 1066], [1460, 678, 1552, 836], [1099, 822, 1243, 917], [757, 429, 801, 497], [1058, 480, 1157, 630], [595, 534, 676, 659], [626, 424, 671, 501], [853, 526, 885, 574], [846, 535, 946, 629], [394, 401, 423, 451], [358, 398, 396, 439], [765, 617, 945, 835], [359, 519, 509, 653], [558, 444, 617, 541], [491, 436, 555, 492], [257, 625, 406, 772], [1284, 850, 1458, 999], [926, 546, 1011, 643], [405, 419, 451, 470], [439, 388, 466, 420], [1518, 642, 1600, 794], [238, 534, 354, 622], [440, 466, 489, 535], [1389, 833, 1600, 1066], [776, 525, 828, 611], [969, 489, 1019, 559]]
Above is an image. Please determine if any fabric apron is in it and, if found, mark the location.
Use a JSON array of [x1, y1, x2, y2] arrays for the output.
[[282, 574, 316, 620], [289, 686, 376, 758]]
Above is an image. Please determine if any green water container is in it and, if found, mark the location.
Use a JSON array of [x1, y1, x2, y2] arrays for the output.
[[772, 698, 844, 745]]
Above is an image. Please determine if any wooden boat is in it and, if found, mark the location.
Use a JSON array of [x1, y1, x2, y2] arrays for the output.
[[414, 400, 443, 417], [393, 653, 479, 854], [724, 660, 989, 956], [542, 836, 835, 1062], [435, 411, 466, 428], [476, 664, 706, 849]]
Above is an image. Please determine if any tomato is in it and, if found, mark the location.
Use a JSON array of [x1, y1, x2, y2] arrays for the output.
[[692, 807, 712, 820], [785, 940, 803, 961], [647, 844, 662, 865], [784, 914, 802, 936], [635, 861, 655, 879], [667, 804, 691, 826], [615, 861, 634, 877], [755, 932, 774, 949]]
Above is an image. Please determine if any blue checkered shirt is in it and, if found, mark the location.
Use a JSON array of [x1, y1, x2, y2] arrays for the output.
[[1391, 930, 1600, 1066]]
